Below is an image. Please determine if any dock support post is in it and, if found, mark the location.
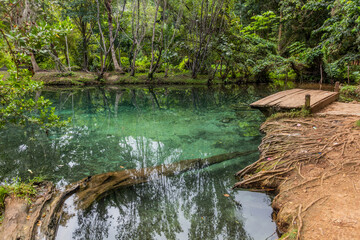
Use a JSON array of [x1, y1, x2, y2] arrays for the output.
[[305, 94, 311, 110], [335, 82, 340, 92]]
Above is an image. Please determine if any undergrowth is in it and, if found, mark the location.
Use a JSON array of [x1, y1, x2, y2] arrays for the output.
[[268, 108, 311, 121], [0, 177, 43, 224], [340, 85, 360, 102]]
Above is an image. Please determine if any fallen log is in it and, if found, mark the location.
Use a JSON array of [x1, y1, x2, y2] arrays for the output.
[[0, 150, 256, 240]]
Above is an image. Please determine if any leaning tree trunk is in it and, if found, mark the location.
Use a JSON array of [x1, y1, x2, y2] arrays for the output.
[[30, 52, 41, 73], [0, 150, 256, 240]]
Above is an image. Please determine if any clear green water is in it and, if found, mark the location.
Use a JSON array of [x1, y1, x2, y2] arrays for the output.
[[0, 85, 277, 240]]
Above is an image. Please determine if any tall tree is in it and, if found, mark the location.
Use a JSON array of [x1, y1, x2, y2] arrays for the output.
[[104, 0, 124, 72], [129, 0, 149, 76], [60, 0, 96, 71], [185, 0, 228, 78]]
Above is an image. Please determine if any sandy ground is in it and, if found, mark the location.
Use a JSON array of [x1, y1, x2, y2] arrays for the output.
[[236, 103, 360, 240], [317, 102, 360, 117], [274, 113, 360, 239], [272, 117, 360, 239]]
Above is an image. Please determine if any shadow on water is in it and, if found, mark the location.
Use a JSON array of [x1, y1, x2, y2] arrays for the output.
[[0, 85, 279, 239]]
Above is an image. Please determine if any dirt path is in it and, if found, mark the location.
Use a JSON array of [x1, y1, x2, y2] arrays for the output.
[[234, 111, 360, 239], [317, 102, 360, 117]]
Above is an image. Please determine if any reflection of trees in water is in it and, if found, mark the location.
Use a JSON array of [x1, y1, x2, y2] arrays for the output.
[[71, 171, 250, 240], [43, 85, 269, 115], [0, 86, 267, 183]]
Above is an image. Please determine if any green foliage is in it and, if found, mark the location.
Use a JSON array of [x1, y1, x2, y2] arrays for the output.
[[0, 186, 9, 209], [0, 68, 69, 129], [1, 0, 360, 82]]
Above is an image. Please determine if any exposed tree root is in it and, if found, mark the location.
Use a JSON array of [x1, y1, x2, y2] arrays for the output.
[[233, 116, 360, 239], [0, 150, 255, 240], [233, 116, 357, 190]]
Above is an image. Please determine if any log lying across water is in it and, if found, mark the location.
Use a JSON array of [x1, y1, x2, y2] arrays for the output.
[[0, 150, 257, 240]]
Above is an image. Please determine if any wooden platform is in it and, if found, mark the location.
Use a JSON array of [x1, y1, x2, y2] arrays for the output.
[[251, 89, 339, 114]]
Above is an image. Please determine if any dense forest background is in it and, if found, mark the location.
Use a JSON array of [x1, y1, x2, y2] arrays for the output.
[[1, 0, 360, 83]]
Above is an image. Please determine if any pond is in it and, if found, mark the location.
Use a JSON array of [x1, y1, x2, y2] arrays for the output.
[[0, 85, 278, 240]]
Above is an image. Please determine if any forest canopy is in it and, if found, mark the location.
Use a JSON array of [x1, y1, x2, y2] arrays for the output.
[[0, 0, 360, 83]]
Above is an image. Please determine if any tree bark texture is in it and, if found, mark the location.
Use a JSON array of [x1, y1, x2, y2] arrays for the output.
[[30, 52, 41, 73]]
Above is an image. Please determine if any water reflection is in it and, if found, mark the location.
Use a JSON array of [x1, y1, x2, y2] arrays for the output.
[[57, 161, 276, 240], [0, 85, 277, 239], [0, 86, 267, 184]]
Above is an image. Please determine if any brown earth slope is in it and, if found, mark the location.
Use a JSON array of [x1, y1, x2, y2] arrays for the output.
[[235, 113, 360, 240]]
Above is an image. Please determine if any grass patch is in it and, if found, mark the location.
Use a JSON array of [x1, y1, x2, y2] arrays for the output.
[[33, 71, 98, 85], [0, 177, 43, 223], [55, 71, 75, 77], [268, 108, 311, 121], [279, 228, 298, 240], [355, 120, 360, 128]]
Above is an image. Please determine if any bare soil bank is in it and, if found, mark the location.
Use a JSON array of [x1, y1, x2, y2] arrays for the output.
[[235, 114, 360, 239]]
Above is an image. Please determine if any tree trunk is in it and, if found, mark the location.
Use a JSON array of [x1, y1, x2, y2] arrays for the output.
[[105, 0, 122, 72], [278, 11, 283, 54], [81, 24, 89, 71], [100, 49, 104, 73], [320, 62, 323, 90], [65, 36, 71, 71], [148, 0, 161, 80], [30, 52, 41, 73], [130, 48, 138, 77], [165, 66, 169, 78], [118, 48, 122, 69]]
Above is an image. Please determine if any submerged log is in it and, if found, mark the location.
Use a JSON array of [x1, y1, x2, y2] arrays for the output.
[[0, 150, 256, 240], [75, 150, 256, 209]]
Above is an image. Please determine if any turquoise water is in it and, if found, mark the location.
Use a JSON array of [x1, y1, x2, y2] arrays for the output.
[[0, 85, 277, 239]]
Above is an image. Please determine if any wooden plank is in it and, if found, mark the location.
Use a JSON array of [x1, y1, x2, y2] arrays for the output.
[[311, 92, 339, 113], [273, 89, 311, 108], [250, 89, 339, 114], [251, 89, 304, 107], [268, 90, 308, 108]]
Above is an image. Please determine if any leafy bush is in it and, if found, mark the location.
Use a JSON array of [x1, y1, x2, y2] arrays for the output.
[[340, 85, 360, 102], [0, 68, 69, 129]]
